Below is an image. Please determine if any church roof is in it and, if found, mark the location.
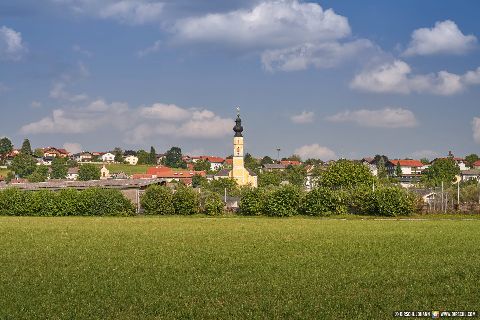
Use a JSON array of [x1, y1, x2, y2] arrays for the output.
[[215, 169, 230, 177]]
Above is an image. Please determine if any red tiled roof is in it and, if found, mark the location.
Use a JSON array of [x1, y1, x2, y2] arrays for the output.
[[390, 159, 424, 167], [224, 159, 233, 165], [146, 166, 206, 178], [473, 160, 480, 167], [199, 156, 225, 163], [132, 174, 156, 179], [280, 160, 302, 166]]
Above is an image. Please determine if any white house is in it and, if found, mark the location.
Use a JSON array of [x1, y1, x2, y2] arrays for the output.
[[66, 167, 79, 180], [125, 155, 139, 165], [461, 170, 480, 182], [387, 159, 424, 175], [102, 152, 115, 163], [192, 156, 225, 171]]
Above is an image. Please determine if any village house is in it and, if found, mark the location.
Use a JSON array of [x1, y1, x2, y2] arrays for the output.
[[280, 160, 302, 166], [192, 156, 225, 171], [472, 160, 480, 169], [461, 169, 480, 182], [101, 152, 115, 163], [361, 157, 378, 176], [42, 147, 69, 158], [262, 163, 286, 172], [132, 166, 206, 186], [66, 167, 79, 180], [387, 159, 424, 188], [76, 152, 93, 162], [124, 155, 139, 165]]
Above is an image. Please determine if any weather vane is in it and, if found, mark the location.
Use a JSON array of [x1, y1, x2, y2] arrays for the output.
[[236, 106, 240, 116]]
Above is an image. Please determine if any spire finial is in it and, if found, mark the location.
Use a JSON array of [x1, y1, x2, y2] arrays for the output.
[[236, 106, 240, 117]]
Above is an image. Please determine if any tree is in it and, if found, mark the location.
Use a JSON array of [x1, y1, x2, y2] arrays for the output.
[[395, 162, 402, 177], [33, 148, 44, 158], [20, 139, 32, 155], [465, 154, 479, 168], [258, 171, 282, 187], [172, 186, 199, 215], [193, 159, 211, 172], [112, 147, 123, 163], [320, 160, 375, 189], [0, 137, 13, 161], [164, 147, 186, 168], [376, 157, 387, 179], [244, 153, 258, 171], [260, 156, 274, 165], [149, 146, 157, 165], [137, 150, 150, 165], [140, 185, 174, 215], [51, 157, 68, 179], [420, 158, 430, 165], [422, 158, 460, 187], [28, 165, 49, 182], [304, 158, 324, 165], [10, 153, 37, 177], [284, 165, 307, 187], [192, 174, 208, 188], [78, 164, 101, 181]]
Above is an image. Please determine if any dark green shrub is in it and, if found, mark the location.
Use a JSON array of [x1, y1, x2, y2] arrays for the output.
[[173, 186, 200, 215], [301, 187, 346, 216], [239, 188, 265, 216], [373, 187, 416, 216], [140, 185, 174, 215], [76, 188, 135, 216], [200, 192, 224, 216], [56, 189, 80, 216], [345, 187, 376, 215], [264, 185, 302, 217], [0, 188, 29, 215], [29, 190, 60, 216]]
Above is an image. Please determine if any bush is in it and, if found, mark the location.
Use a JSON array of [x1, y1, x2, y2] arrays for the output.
[[200, 192, 224, 216], [373, 187, 416, 216], [264, 185, 302, 217], [0, 188, 29, 215], [239, 188, 265, 216], [301, 187, 346, 216], [320, 160, 374, 189], [140, 185, 174, 215], [173, 186, 200, 215], [345, 187, 376, 215], [56, 189, 80, 216]]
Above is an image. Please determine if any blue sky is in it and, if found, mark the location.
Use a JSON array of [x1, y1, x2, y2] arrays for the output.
[[1, 0, 479, 160]]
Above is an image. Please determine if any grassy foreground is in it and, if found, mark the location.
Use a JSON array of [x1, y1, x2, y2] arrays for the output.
[[0, 217, 479, 319]]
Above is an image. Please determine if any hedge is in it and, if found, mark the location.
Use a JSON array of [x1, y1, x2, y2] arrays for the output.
[[140, 185, 175, 215], [301, 187, 346, 216], [0, 187, 135, 216]]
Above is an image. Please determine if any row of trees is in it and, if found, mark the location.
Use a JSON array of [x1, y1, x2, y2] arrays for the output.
[[0, 188, 135, 216]]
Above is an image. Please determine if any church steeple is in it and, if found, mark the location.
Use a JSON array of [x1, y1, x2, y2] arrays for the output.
[[233, 107, 243, 137]]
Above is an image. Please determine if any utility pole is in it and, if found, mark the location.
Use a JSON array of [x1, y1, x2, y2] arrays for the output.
[[441, 181, 444, 212], [276, 147, 281, 163]]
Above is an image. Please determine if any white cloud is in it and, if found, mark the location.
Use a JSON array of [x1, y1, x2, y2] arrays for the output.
[[52, 0, 164, 25], [291, 111, 314, 124], [173, 0, 350, 49], [261, 39, 374, 72], [0, 26, 27, 61], [294, 144, 336, 161], [21, 99, 232, 145], [326, 107, 418, 128], [137, 40, 161, 57], [50, 82, 89, 102], [351, 60, 480, 95], [63, 142, 83, 154], [31, 101, 42, 108], [473, 117, 480, 144], [404, 20, 477, 56], [140, 103, 190, 121]]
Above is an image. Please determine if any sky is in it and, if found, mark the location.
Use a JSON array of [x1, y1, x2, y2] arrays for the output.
[[1, 0, 480, 160]]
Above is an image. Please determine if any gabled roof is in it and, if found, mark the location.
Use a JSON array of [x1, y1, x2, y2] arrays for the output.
[[389, 159, 424, 167], [215, 169, 230, 177], [280, 160, 301, 166], [263, 163, 286, 169], [472, 160, 480, 167]]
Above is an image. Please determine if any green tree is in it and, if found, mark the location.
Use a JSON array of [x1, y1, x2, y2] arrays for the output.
[[264, 185, 302, 217], [112, 147, 123, 163], [420, 158, 430, 165], [33, 148, 44, 158], [301, 187, 346, 216], [260, 156, 274, 165], [258, 171, 282, 187], [140, 185, 174, 215], [193, 159, 211, 172], [0, 137, 13, 161], [173, 186, 199, 215], [51, 157, 68, 179], [204, 178, 239, 196], [284, 165, 307, 187], [465, 154, 479, 168], [376, 157, 388, 179], [20, 139, 32, 155], [321, 160, 375, 189], [164, 147, 186, 168], [239, 188, 266, 216], [78, 164, 101, 181], [10, 153, 37, 177], [200, 191, 224, 216], [422, 158, 460, 187], [149, 146, 157, 165], [192, 174, 208, 188], [244, 153, 258, 171], [395, 162, 402, 177], [27, 165, 49, 182], [137, 150, 150, 165]]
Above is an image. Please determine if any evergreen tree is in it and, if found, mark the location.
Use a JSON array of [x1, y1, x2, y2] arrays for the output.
[[164, 147, 186, 168], [465, 154, 479, 168], [21, 139, 32, 155], [376, 157, 387, 179], [395, 162, 402, 177], [149, 146, 157, 165], [28, 165, 49, 182], [112, 147, 124, 163], [137, 150, 150, 165], [0, 137, 13, 161], [10, 153, 37, 177]]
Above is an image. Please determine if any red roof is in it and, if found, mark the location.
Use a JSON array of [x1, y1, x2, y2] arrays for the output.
[[146, 166, 206, 178], [224, 159, 233, 165], [200, 156, 225, 163], [131, 174, 156, 179], [473, 160, 480, 167], [280, 160, 302, 166], [390, 159, 424, 167]]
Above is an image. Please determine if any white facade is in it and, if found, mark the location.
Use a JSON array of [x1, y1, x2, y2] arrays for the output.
[[210, 162, 223, 171], [102, 152, 115, 163], [125, 155, 139, 165], [100, 166, 110, 180]]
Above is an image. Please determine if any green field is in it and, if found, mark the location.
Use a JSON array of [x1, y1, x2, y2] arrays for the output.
[[1, 217, 479, 319], [104, 164, 150, 175], [0, 167, 10, 178]]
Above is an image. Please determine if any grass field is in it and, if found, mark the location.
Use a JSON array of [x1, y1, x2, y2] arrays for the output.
[[0, 167, 10, 178], [1, 216, 479, 319], [104, 164, 150, 175]]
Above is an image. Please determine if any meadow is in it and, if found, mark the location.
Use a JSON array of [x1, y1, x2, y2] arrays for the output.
[[0, 216, 479, 319], [104, 164, 150, 175]]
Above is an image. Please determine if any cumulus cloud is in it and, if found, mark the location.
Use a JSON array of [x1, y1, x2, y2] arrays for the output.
[[21, 100, 232, 145], [294, 144, 336, 161], [49, 61, 90, 102], [262, 39, 374, 72], [291, 111, 314, 124], [326, 107, 418, 128], [404, 20, 477, 56], [31, 101, 42, 108], [473, 117, 480, 144], [52, 0, 165, 25], [72, 44, 93, 57], [351, 60, 480, 95], [0, 26, 27, 61], [63, 142, 83, 154], [137, 40, 161, 57], [173, 0, 350, 48]]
